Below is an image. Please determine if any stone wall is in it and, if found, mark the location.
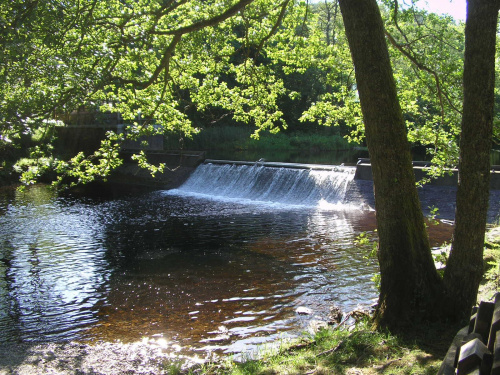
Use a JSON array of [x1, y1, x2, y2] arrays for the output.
[[354, 159, 500, 189]]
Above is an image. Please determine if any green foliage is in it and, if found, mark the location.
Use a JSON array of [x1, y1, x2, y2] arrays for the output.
[[14, 156, 55, 187], [354, 230, 380, 290], [0, 0, 483, 188], [3, 0, 328, 186], [166, 126, 352, 154], [131, 150, 165, 176], [432, 245, 449, 278], [299, 2, 468, 180], [384, 5, 464, 177], [165, 126, 254, 151], [51, 132, 124, 189], [483, 239, 500, 296], [354, 231, 371, 246], [485, 259, 500, 288], [246, 131, 352, 151], [354, 231, 378, 261], [13, 142, 57, 186], [203, 318, 444, 375], [298, 7, 362, 138], [426, 206, 440, 226]]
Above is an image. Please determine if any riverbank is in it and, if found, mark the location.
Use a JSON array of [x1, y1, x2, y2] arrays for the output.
[[204, 227, 500, 375], [215, 226, 500, 375], [1, 227, 498, 375], [0, 339, 201, 375]]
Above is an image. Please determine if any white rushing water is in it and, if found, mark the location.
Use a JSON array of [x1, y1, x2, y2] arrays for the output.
[[167, 163, 357, 209]]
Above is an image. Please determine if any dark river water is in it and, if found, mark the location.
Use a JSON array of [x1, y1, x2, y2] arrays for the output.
[[0, 164, 454, 357]]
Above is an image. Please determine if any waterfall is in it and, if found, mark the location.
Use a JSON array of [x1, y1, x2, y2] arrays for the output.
[[168, 162, 356, 209]]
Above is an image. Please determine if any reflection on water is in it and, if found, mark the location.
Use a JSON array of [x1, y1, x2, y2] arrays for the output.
[[0, 185, 452, 355], [0, 186, 111, 343]]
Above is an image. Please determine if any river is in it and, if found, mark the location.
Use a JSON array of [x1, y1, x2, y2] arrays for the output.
[[0, 163, 456, 360]]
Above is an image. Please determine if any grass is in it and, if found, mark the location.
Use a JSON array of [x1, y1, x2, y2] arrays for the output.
[[182, 226, 500, 375], [479, 227, 500, 302], [165, 126, 354, 153], [193, 318, 453, 375]]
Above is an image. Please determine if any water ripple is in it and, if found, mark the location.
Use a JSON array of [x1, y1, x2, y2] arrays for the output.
[[0, 184, 453, 356]]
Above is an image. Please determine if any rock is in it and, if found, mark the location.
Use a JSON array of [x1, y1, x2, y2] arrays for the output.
[[328, 305, 343, 324], [349, 309, 371, 322], [296, 306, 313, 315], [308, 320, 328, 333], [486, 227, 500, 244]]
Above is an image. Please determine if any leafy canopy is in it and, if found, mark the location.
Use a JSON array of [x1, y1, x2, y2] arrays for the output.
[[1, 0, 491, 187]]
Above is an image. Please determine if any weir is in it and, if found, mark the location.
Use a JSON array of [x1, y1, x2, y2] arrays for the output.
[[168, 158, 500, 219], [173, 161, 357, 207], [204, 158, 500, 189], [203, 158, 346, 171]]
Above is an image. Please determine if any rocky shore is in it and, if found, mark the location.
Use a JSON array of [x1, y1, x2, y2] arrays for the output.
[[0, 339, 205, 375]]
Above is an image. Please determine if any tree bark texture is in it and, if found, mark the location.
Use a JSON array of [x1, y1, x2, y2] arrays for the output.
[[443, 0, 499, 319], [338, 0, 441, 328]]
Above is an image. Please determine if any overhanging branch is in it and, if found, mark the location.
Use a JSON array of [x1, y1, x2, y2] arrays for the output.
[[256, 0, 291, 54], [162, 0, 255, 36], [110, 34, 182, 90]]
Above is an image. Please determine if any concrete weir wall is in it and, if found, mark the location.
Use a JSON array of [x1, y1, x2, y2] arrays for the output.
[[108, 153, 500, 194], [108, 151, 206, 190], [203, 159, 348, 171], [105, 154, 499, 223], [354, 158, 500, 190], [190, 158, 500, 223], [204, 158, 500, 190]]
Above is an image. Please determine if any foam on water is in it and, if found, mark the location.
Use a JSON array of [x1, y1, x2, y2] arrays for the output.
[[166, 163, 357, 210]]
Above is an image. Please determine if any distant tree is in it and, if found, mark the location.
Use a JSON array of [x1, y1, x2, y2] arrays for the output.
[[315, 0, 340, 45]]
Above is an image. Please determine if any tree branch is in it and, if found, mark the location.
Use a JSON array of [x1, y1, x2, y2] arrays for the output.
[[256, 0, 291, 54], [161, 0, 255, 36], [387, 0, 463, 117], [384, 30, 446, 120], [110, 34, 182, 89]]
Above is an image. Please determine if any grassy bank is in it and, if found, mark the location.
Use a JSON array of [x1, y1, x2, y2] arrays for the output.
[[165, 125, 364, 165], [165, 126, 355, 154], [195, 321, 456, 375], [185, 227, 500, 375]]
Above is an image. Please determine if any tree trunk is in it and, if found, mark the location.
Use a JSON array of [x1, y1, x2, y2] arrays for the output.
[[338, 0, 441, 328], [443, 0, 499, 319]]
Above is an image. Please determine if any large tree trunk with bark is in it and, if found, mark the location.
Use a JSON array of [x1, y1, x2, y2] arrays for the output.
[[338, 0, 442, 328], [443, 0, 499, 319]]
